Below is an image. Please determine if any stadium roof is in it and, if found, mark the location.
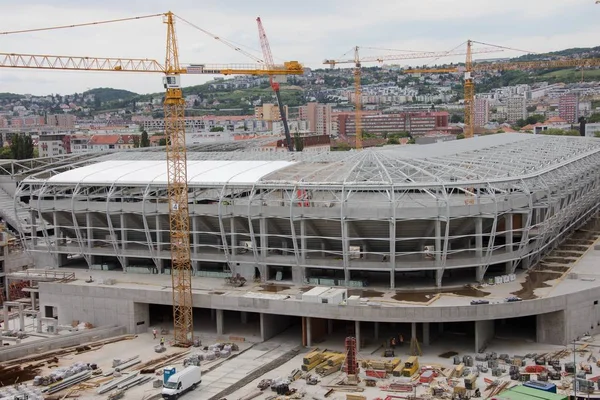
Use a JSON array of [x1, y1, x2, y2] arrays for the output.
[[22, 134, 600, 187], [46, 160, 295, 186]]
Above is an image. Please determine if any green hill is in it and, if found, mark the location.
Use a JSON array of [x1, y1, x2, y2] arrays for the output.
[[83, 87, 138, 103]]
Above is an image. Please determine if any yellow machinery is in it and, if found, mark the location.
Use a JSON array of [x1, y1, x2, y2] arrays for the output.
[[0, 12, 303, 346], [323, 46, 501, 149], [405, 40, 600, 138], [402, 356, 420, 377]]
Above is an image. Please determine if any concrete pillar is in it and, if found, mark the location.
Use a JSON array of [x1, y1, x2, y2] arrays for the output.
[[36, 314, 42, 333], [374, 322, 379, 340], [31, 210, 37, 246], [191, 217, 198, 256], [505, 214, 513, 274], [306, 317, 312, 347], [120, 213, 127, 251], [355, 320, 361, 352], [423, 322, 430, 346], [216, 309, 224, 335], [30, 291, 36, 310], [155, 215, 162, 253], [327, 319, 333, 335], [321, 242, 326, 257], [435, 219, 443, 286], [18, 305, 24, 331], [86, 212, 92, 251], [241, 312, 247, 324], [411, 322, 417, 341], [230, 218, 237, 257], [260, 217, 268, 259], [474, 320, 495, 353], [390, 218, 396, 289], [3, 305, 8, 330], [300, 219, 306, 263], [475, 217, 484, 282]]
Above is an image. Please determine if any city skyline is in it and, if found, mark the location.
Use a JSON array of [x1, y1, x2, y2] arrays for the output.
[[0, 0, 598, 95]]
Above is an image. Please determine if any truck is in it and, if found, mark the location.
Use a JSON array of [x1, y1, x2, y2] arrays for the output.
[[162, 366, 201, 399]]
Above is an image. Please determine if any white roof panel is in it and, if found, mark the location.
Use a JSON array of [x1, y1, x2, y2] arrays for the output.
[[46, 160, 296, 186]]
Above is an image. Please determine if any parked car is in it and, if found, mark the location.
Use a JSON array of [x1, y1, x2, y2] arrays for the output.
[[470, 299, 490, 305]]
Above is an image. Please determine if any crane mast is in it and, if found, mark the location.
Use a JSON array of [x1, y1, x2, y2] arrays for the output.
[[463, 40, 475, 139], [354, 46, 362, 149], [256, 17, 293, 151], [163, 11, 193, 346]]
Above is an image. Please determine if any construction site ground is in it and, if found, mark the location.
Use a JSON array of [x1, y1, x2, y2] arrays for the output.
[[3, 327, 600, 400]]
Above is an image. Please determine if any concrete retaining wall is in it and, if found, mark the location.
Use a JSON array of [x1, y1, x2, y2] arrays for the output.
[[0, 325, 127, 362]]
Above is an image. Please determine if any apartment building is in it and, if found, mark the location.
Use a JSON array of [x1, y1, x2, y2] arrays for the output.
[[47, 113, 76, 128], [89, 134, 136, 152], [38, 134, 68, 157], [255, 103, 289, 122], [504, 96, 526, 123], [474, 98, 490, 127], [336, 111, 449, 137], [299, 103, 333, 136], [559, 93, 579, 124]]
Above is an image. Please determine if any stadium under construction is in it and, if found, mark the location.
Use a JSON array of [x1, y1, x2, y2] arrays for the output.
[[5, 133, 600, 351]]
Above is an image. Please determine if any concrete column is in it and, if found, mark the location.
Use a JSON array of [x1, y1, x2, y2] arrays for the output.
[[31, 210, 37, 245], [260, 217, 268, 260], [19, 306, 24, 331], [423, 322, 430, 346], [435, 219, 443, 286], [300, 219, 307, 263], [86, 212, 92, 251], [155, 215, 162, 253], [505, 214, 513, 274], [306, 317, 312, 347], [216, 309, 224, 335], [191, 217, 198, 256], [3, 305, 8, 330], [389, 219, 396, 289], [374, 322, 379, 340], [241, 312, 247, 324], [30, 291, 36, 310], [120, 213, 127, 251], [355, 320, 361, 352], [411, 322, 417, 341], [36, 314, 42, 333], [475, 217, 484, 282], [230, 218, 237, 258], [327, 319, 333, 335], [474, 320, 495, 353]]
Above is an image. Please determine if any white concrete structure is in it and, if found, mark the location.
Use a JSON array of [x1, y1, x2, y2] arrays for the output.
[[15, 134, 600, 289]]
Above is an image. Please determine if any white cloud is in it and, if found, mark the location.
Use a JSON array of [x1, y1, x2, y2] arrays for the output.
[[0, 0, 597, 94]]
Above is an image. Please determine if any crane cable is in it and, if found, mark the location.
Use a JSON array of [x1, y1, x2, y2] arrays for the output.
[[0, 13, 163, 35], [175, 14, 264, 63]]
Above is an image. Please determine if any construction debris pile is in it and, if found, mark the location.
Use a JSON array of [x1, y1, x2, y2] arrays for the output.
[[33, 362, 96, 386], [0, 384, 43, 400]]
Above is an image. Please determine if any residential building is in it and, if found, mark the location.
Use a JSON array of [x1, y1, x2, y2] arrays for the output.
[[70, 135, 90, 154], [558, 93, 579, 123], [505, 96, 526, 123], [38, 134, 68, 157], [336, 111, 449, 137], [89, 134, 136, 152], [474, 98, 490, 127], [299, 103, 333, 136], [47, 113, 76, 128], [255, 103, 288, 122]]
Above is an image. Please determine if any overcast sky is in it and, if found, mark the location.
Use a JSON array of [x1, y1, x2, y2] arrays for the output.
[[0, 0, 598, 95]]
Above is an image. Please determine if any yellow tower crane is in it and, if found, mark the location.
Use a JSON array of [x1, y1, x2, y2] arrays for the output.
[[0, 12, 303, 346], [405, 41, 600, 138], [323, 45, 501, 149]]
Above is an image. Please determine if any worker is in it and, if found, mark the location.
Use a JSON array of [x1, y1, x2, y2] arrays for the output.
[[160, 337, 165, 346], [390, 337, 396, 349], [399, 334, 404, 347], [152, 328, 157, 340]]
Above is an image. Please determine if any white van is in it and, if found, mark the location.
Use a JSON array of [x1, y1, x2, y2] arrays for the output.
[[162, 366, 201, 399]]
